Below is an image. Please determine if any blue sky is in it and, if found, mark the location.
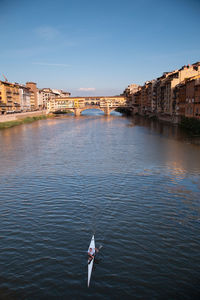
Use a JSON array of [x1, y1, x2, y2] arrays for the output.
[[0, 0, 200, 96]]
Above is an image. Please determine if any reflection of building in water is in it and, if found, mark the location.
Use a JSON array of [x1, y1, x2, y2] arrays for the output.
[[127, 115, 200, 177], [163, 137, 200, 180], [167, 162, 186, 181]]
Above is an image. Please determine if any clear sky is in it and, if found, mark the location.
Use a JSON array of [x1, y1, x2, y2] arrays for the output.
[[0, 0, 200, 96]]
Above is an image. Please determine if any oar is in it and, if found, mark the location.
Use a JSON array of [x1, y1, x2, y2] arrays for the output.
[[97, 245, 103, 251], [93, 245, 103, 259]]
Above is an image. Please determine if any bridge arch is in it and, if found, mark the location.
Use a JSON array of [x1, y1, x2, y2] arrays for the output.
[[79, 106, 105, 115], [53, 109, 74, 114], [47, 95, 127, 116], [109, 107, 121, 113]]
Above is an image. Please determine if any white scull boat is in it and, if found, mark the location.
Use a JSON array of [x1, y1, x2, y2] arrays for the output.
[[88, 235, 95, 287]]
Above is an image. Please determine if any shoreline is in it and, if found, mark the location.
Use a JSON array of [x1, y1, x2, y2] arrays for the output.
[[0, 111, 50, 129], [0, 111, 74, 129], [118, 107, 200, 136], [0, 115, 50, 129], [1, 109, 200, 138]]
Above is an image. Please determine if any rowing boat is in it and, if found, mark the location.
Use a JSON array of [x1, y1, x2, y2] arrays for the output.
[[88, 235, 95, 287]]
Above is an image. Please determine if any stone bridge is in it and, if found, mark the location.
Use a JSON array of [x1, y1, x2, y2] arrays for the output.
[[47, 96, 127, 116]]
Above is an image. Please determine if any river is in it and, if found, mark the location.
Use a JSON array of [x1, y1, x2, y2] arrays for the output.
[[0, 110, 199, 299]]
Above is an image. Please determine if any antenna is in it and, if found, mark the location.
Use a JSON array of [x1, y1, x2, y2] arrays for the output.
[[2, 74, 8, 82]]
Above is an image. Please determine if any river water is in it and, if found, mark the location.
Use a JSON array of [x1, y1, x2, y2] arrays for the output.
[[0, 110, 200, 299]]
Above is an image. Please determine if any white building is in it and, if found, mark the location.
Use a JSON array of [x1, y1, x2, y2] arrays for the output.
[[19, 85, 31, 111], [39, 88, 56, 108], [52, 89, 71, 97]]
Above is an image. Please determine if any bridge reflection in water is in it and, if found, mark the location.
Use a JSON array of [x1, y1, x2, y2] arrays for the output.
[[47, 96, 128, 116]]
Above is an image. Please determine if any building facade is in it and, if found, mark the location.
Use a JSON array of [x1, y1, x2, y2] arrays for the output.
[[0, 80, 21, 114], [26, 82, 39, 109], [39, 88, 71, 109], [51, 89, 71, 98], [19, 85, 31, 111], [39, 88, 55, 108], [0, 78, 71, 114], [185, 76, 200, 119], [126, 62, 200, 121]]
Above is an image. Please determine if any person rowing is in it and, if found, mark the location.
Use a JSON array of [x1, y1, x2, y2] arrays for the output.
[[87, 235, 103, 286], [88, 246, 99, 264]]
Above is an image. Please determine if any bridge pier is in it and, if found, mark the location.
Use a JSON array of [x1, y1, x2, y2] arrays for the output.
[[104, 107, 110, 116], [74, 108, 81, 117]]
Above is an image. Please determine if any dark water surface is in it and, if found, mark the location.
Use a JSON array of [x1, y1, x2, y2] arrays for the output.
[[0, 111, 200, 299]]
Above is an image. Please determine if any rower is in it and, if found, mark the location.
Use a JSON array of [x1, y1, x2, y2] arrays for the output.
[[88, 247, 99, 263]]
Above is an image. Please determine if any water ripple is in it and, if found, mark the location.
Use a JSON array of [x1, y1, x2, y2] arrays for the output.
[[0, 115, 200, 299]]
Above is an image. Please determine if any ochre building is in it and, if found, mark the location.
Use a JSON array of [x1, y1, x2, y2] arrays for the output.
[[0, 80, 21, 114]]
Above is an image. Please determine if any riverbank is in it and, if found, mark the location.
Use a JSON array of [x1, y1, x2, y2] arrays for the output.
[[180, 116, 200, 135], [0, 111, 50, 129], [0, 110, 48, 122], [150, 114, 200, 135], [0, 110, 75, 129], [0, 115, 50, 129], [119, 108, 200, 136]]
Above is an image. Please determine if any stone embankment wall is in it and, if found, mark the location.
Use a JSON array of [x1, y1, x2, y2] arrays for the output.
[[0, 110, 47, 123], [157, 114, 180, 124], [132, 110, 181, 125]]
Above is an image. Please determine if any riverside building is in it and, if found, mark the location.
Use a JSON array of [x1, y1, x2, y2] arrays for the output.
[[19, 85, 31, 111], [40, 88, 71, 109], [185, 75, 200, 119], [39, 88, 56, 109], [26, 82, 39, 110], [126, 62, 200, 122], [0, 80, 21, 114]]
